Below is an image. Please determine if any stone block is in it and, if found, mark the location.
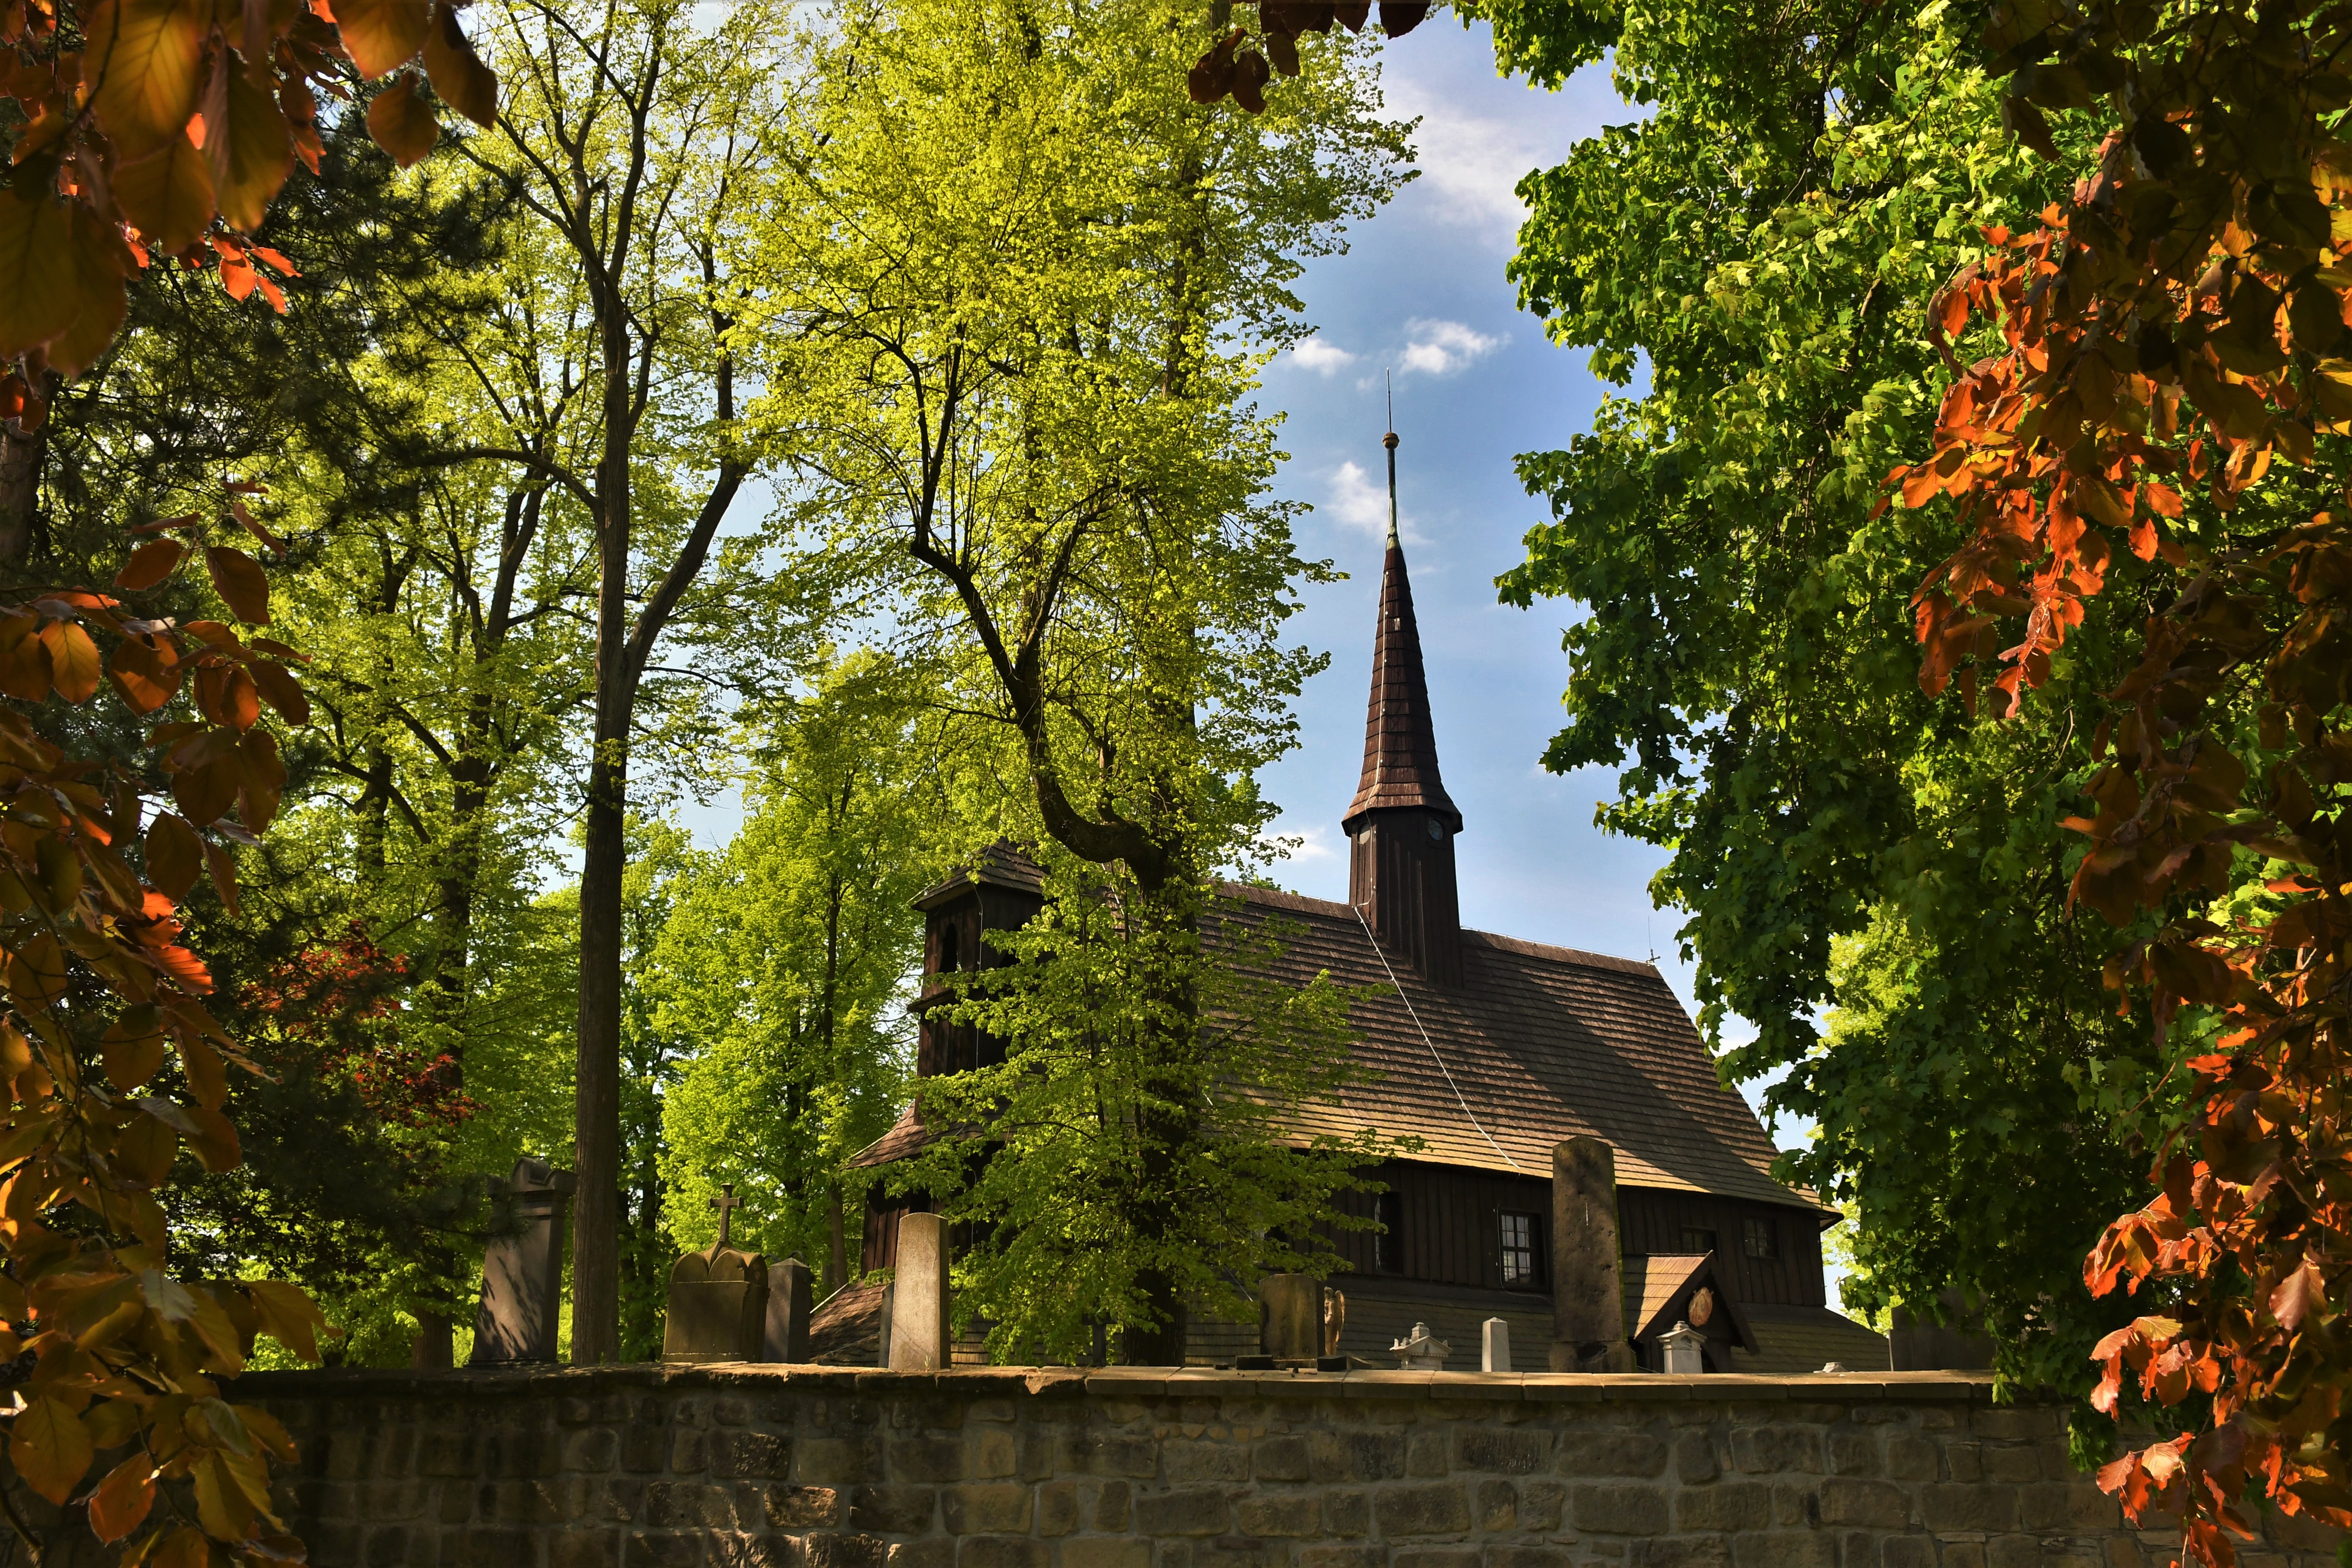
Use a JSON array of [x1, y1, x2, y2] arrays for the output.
[[1879, 1538, 1936, 1568], [1410, 1429, 1453, 1478], [1937, 1545, 1984, 1568], [893, 1437, 969, 1483], [1084, 1436, 1161, 1480], [849, 1485, 939, 1533], [1884, 1436, 1936, 1483], [1559, 1432, 1671, 1479], [1970, 1411, 2049, 1443], [1475, 1479, 1516, 1532], [1672, 1433, 1720, 1484], [765, 1486, 842, 1529], [624, 1427, 670, 1475], [1237, 1494, 1326, 1538], [1133, 1488, 1232, 1537], [883, 1547, 954, 1568], [711, 1536, 800, 1568], [1378, 1482, 1475, 1538], [1984, 1538, 2039, 1568], [672, 1431, 710, 1475], [1254, 1437, 1311, 1482], [1629, 1540, 1732, 1568], [1827, 1432, 1881, 1477], [1166, 1442, 1252, 1483], [1039, 1481, 1080, 1537], [1518, 1479, 1565, 1532], [1676, 1482, 1770, 1532], [421, 1431, 479, 1479], [806, 1537, 891, 1568], [566, 1430, 622, 1474], [1488, 1550, 1573, 1568], [551, 1527, 626, 1568], [1094, 1481, 1132, 1533], [972, 1430, 1019, 1481], [1298, 1550, 1384, 1568], [489, 1428, 561, 1479], [1981, 1448, 2043, 1485], [625, 1531, 705, 1568], [1730, 1535, 1837, 1568], [482, 1478, 579, 1524], [1817, 1480, 1910, 1529], [1314, 1431, 1408, 1484], [800, 1440, 877, 1486], [1459, 1429, 1551, 1476], [1323, 1491, 1371, 1538], [1393, 1550, 1480, 1568], [449, 1527, 539, 1567], [1061, 1543, 1154, 1568], [1942, 1443, 1981, 1484], [645, 1483, 737, 1530], [1572, 1483, 1671, 1536], [944, 1484, 1035, 1535], [1921, 1484, 2017, 1533], [715, 1433, 792, 1481], [961, 1540, 1051, 1568], [1732, 1429, 1825, 1476]]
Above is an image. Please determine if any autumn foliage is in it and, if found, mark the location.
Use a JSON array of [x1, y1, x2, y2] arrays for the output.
[[1885, 0, 2352, 1561]]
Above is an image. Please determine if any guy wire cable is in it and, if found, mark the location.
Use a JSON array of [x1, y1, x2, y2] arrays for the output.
[[1352, 901, 1522, 1175]]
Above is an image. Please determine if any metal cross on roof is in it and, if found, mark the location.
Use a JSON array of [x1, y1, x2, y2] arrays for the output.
[[708, 1183, 745, 1250]]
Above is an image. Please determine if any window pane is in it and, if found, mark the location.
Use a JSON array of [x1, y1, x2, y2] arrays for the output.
[[1680, 1228, 1717, 1255], [1499, 1211, 1540, 1288], [1376, 1192, 1405, 1274], [1743, 1217, 1778, 1260]]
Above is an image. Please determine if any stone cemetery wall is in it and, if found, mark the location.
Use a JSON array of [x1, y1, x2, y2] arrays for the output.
[[234, 1365, 2339, 1568]]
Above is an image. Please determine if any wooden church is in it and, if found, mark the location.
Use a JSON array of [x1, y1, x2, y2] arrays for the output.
[[817, 437, 1889, 1375]]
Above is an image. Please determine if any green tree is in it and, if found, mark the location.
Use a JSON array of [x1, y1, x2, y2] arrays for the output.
[[743, 0, 1409, 1361], [655, 652, 935, 1292], [1472, 0, 2155, 1388]]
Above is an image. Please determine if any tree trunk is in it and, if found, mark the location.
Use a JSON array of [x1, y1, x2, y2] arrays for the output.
[[827, 1182, 848, 1294], [0, 406, 44, 567]]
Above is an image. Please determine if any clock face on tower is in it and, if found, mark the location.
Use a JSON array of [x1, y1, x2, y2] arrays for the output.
[[1426, 818, 1443, 841]]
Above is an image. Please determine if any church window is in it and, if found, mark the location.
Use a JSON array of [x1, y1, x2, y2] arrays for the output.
[[1499, 1211, 1541, 1288], [1681, 1227, 1717, 1255], [1742, 1217, 1779, 1260], [938, 922, 960, 976], [1375, 1192, 1405, 1273]]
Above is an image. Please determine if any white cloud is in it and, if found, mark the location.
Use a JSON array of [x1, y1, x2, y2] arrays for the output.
[[1259, 824, 1340, 864], [1398, 318, 1505, 378], [1288, 336, 1356, 376], [1327, 460, 1421, 545], [1382, 74, 1552, 247]]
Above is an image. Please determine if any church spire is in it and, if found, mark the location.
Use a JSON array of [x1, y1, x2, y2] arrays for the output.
[[1343, 423, 1463, 987]]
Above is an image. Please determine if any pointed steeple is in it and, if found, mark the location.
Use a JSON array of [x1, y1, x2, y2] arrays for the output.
[[1343, 426, 1463, 987]]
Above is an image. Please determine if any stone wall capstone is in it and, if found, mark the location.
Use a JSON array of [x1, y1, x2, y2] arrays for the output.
[[234, 1365, 2334, 1568]]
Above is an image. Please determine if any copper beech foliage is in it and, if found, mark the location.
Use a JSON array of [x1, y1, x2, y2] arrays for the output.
[[0, 0, 498, 427], [1883, 0, 2352, 1563], [1185, 0, 1424, 112], [0, 0, 495, 1555]]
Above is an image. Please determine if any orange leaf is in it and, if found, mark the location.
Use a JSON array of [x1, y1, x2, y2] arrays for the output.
[[200, 835, 239, 916], [365, 71, 438, 167], [249, 659, 308, 725], [37, 621, 100, 703], [6, 932, 67, 1010], [422, 5, 496, 127], [45, 208, 133, 380], [200, 46, 292, 234], [114, 135, 216, 256], [8, 1394, 93, 1505], [2271, 1258, 2328, 1331], [334, 0, 429, 78], [144, 813, 201, 899], [83, 0, 210, 158], [88, 1455, 155, 1544], [115, 538, 187, 591], [203, 545, 269, 623], [0, 184, 80, 360]]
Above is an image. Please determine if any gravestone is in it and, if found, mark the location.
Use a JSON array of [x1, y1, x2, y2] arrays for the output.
[[1481, 1316, 1510, 1373], [1659, 1318, 1708, 1375], [889, 1211, 951, 1371], [662, 1184, 770, 1364], [763, 1256, 814, 1363], [1258, 1274, 1320, 1361], [468, 1157, 574, 1365], [1549, 1136, 1637, 1372]]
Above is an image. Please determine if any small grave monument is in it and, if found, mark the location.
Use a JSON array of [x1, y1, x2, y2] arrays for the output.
[[1549, 1137, 1637, 1372], [1659, 1318, 1708, 1375], [888, 1212, 950, 1370], [763, 1256, 814, 1363], [1258, 1274, 1319, 1361], [662, 1184, 769, 1364], [1481, 1316, 1510, 1372], [1391, 1321, 1450, 1370], [468, 1157, 574, 1365]]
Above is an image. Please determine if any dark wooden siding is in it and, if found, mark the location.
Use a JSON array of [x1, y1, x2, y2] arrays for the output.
[[1324, 1160, 1826, 1307]]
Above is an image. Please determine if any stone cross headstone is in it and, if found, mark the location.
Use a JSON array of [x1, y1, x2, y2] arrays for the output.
[[468, 1157, 574, 1365], [1481, 1316, 1510, 1373], [889, 1211, 951, 1371], [763, 1256, 814, 1363], [661, 1184, 769, 1364], [1549, 1136, 1637, 1372], [1258, 1274, 1319, 1361]]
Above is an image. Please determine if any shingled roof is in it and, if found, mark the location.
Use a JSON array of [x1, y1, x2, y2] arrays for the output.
[[1342, 538, 1461, 834], [1217, 884, 1814, 1211]]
